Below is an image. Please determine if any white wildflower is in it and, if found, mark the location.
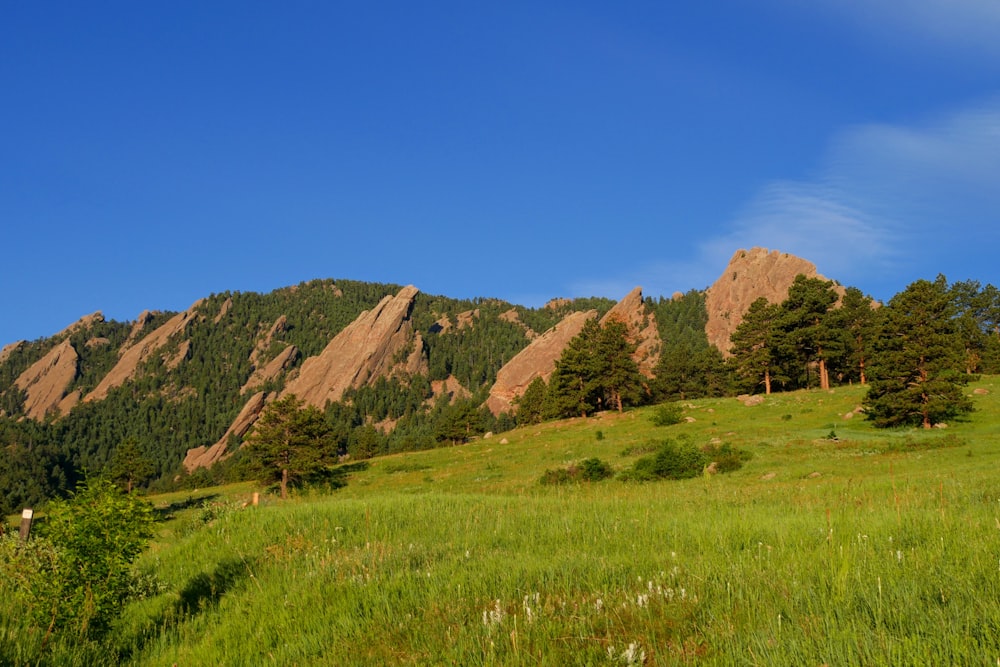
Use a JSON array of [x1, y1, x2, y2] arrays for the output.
[[482, 599, 505, 627]]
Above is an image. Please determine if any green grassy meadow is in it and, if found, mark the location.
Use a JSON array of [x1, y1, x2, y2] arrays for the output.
[[7, 379, 1000, 665]]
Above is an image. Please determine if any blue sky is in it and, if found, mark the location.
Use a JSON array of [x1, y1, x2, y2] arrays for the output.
[[2, 1, 998, 346]]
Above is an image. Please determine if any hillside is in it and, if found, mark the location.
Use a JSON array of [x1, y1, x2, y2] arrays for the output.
[[6, 380, 1000, 664], [2, 245, 998, 517]]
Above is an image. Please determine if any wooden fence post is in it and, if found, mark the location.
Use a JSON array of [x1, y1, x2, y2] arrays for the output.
[[19, 508, 33, 541]]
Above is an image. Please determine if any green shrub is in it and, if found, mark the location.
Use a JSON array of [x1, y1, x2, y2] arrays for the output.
[[5, 478, 154, 642], [540, 458, 614, 485], [702, 443, 753, 473], [579, 457, 614, 481], [650, 404, 684, 427], [621, 440, 706, 481]]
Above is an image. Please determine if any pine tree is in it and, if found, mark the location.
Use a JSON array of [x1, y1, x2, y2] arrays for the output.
[[776, 275, 840, 390], [830, 286, 878, 385], [729, 298, 783, 395], [243, 394, 339, 498], [864, 277, 973, 428], [515, 376, 547, 425]]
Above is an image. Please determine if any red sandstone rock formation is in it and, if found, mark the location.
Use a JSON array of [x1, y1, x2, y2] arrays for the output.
[[280, 285, 425, 408], [599, 286, 660, 377], [14, 339, 80, 420], [183, 391, 269, 471], [705, 248, 841, 355], [485, 309, 598, 416], [84, 301, 203, 402]]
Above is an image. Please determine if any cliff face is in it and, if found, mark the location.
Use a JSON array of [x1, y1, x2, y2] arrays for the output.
[[705, 248, 839, 354], [279, 285, 425, 408], [182, 390, 269, 471], [599, 286, 660, 377], [83, 301, 203, 402], [184, 285, 428, 470], [14, 339, 80, 420], [485, 309, 598, 416]]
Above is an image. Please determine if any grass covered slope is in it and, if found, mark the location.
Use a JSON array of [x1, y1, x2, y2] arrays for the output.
[[10, 380, 1000, 665]]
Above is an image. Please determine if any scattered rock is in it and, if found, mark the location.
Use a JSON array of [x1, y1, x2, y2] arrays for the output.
[[739, 394, 765, 407], [934, 423, 948, 429], [760, 472, 777, 481], [807, 472, 822, 479], [974, 387, 990, 395], [500, 438, 509, 445]]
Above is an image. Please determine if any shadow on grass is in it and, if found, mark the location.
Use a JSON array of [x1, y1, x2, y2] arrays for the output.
[[153, 494, 220, 522], [175, 557, 252, 615], [307, 461, 370, 491]]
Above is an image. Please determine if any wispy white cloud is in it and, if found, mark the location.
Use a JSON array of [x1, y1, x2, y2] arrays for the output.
[[597, 98, 1000, 301], [806, 0, 1000, 60]]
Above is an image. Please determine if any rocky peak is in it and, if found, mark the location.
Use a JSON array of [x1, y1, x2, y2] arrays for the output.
[[705, 247, 839, 354], [599, 286, 660, 377]]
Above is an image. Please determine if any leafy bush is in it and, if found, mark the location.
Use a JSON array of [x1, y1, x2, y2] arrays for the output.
[[650, 404, 684, 427], [701, 443, 753, 473], [539, 458, 614, 485], [621, 440, 706, 481], [579, 458, 614, 481], [1, 478, 154, 643]]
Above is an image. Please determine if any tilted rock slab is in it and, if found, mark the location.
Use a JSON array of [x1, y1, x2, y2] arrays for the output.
[[84, 301, 203, 403], [183, 390, 269, 471], [187, 286, 426, 471], [280, 284, 424, 408], [599, 286, 660, 377], [241, 344, 299, 394], [705, 247, 838, 355], [485, 309, 597, 416], [14, 338, 80, 420]]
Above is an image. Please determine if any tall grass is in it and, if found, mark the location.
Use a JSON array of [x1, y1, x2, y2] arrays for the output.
[[5, 381, 1000, 664]]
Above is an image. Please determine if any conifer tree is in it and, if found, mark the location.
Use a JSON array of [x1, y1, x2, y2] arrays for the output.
[[243, 394, 339, 498], [776, 275, 840, 389], [729, 297, 783, 394], [864, 277, 973, 428]]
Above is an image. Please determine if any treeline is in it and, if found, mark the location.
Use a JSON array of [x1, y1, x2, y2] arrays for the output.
[[519, 276, 998, 431]]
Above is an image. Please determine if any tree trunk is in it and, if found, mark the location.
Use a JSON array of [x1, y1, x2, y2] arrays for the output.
[[280, 467, 289, 499], [819, 359, 830, 390], [764, 369, 772, 395]]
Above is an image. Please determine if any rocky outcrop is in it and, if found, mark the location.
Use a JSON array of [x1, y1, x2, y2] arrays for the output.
[[183, 391, 269, 471], [124, 310, 158, 348], [500, 308, 538, 339], [15, 339, 80, 420], [485, 309, 597, 415], [241, 344, 299, 394], [280, 285, 425, 409], [84, 301, 203, 403], [0, 341, 24, 365], [705, 248, 839, 355], [240, 316, 297, 394], [599, 286, 660, 377], [430, 375, 471, 404], [213, 297, 233, 324], [55, 312, 104, 339]]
